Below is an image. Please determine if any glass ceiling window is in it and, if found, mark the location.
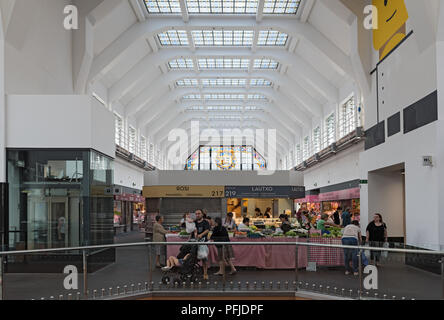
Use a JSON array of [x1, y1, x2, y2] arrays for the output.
[[198, 58, 249, 70], [144, 0, 181, 13], [192, 30, 254, 46], [253, 58, 279, 69], [176, 78, 199, 87], [263, 0, 301, 14], [201, 78, 247, 87], [257, 30, 288, 46], [157, 30, 189, 46], [204, 94, 245, 100], [250, 78, 273, 87], [247, 94, 267, 100], [182, 94, 202, 100], [168, 58, 194, 70], [207, 106, 242, 110], [186, 106, 205, 110], [186, 0, 258, 14]]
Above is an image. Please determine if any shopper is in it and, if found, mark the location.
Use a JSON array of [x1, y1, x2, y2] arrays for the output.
[[237, 217, 250, 230], [153, 215, 169, 268], [366, 213, 388, 266], [264, 207, 272, 218], [317, 214, 340, 235], [341, 207, 352, 227], [223, 212, 237, 231], [192, 209, 211, 280], [332, 208, 341, 225], [279, 214, 292, 233], [341, 220, 362, 275], [180, 213, 187, 228], [211, 217, 237, 276]]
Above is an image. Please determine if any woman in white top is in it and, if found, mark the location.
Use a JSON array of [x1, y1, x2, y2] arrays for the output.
[[223, 212, 236, 231], [341, 220, 361, 276]]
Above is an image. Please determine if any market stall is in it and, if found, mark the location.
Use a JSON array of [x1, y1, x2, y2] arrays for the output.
[[166, 233, 344, 269]]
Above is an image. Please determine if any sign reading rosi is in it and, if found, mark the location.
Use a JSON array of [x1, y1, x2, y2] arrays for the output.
[[225, 186, 305, 199], [143, 186, 225, 198]]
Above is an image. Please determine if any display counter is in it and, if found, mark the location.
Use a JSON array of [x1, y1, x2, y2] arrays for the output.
[[166, 234, 344, 269]]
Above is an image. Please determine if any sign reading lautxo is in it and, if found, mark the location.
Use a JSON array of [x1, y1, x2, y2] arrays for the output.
[[225, 186, 305, 199], [143, 186, 225, 198]]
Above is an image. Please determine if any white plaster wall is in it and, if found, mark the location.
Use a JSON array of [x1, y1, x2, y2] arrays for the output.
[[114, 158, 145, 190], [368, 171, 405, 238], [303, 142, 363, 190], [6, 95, 115, 158], [145, 170, 304, 187], [4, 0, 73, 94]]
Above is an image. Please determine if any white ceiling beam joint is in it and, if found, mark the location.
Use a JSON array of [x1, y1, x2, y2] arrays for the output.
[[179, 0, 189, 22], [256, 0, 265, 22], [129, 0, 147, 22]]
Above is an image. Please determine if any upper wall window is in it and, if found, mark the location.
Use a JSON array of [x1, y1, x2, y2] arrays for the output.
[[140, 136, 148, 161], [312, 126, 321, 154], [303, 136, 309, 160], [129, 126, 137, 154], [324, 113, 335, 148], [114, 114, 124, 146], [339, 96, 356, 139]]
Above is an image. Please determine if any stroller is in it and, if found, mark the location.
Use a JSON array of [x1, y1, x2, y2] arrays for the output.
[[161, 240, 203, 285]]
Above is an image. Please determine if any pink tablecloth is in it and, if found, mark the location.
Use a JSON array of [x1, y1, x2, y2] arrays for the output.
[[166, 236, 314, 269], [308, 238, 344, 266], [166, 236, 345, 268]]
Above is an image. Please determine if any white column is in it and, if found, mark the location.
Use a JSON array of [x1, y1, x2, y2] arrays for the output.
[[0, 9, 6, 182]]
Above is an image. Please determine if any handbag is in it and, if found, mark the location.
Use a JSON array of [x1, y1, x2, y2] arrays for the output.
[[186, 221, 196, 234], [197, 243, 209, 260], [381, 242, 389, 259], [364, 243, 371, 259]]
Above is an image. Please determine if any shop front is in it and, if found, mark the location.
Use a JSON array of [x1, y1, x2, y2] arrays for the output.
[[113, 187, 145, 234], [318, 187, 361, 221], [225, 186, 305, 226], [4, 149, 115, 272]]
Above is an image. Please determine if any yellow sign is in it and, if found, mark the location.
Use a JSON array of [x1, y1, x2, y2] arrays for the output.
[[143, 186, 225, 198], [373, 0, 409, 60]]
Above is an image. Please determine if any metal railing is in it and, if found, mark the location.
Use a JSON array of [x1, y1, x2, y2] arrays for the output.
[[1, 240, 443, 300]]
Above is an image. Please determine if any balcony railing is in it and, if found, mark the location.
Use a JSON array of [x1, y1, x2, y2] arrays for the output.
[[295, 127, 365, 171], [1, 238, 443, 300]]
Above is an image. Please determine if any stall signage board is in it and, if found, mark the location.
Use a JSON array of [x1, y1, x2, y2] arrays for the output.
[[225, 186, 305, 199], [143, 186, 225, 198], [318, 187, 360, 201], [115, 194, 145, 202]]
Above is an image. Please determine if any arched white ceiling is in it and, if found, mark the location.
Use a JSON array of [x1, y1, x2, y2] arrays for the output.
[[83, 0, 363, 163]]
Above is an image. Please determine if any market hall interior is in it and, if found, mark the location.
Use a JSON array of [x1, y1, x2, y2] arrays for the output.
[[1, 0, 444, 300]]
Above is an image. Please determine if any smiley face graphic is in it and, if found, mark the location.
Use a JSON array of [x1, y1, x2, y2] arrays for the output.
[[373, 0, 409, 59]]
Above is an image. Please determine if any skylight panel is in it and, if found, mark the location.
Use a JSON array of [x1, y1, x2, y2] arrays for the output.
[[204, 94, 245, 100], [250, 78, 273, 86], [182, 94, 202, 100], [144, 0, 181, 13], [168, 58, 194, 69], [186, 0, 258, 14], [192, 30, 254, 46], [201, 78, 247, 87], [253, 58, 279, 69], [186, 106, 205, 110], [176, 78, 199, 87], [198, 58, 250, 70], [257, 30, 288, 46], [207, 106, 243, 110], [263, 0, 301, 14], [157, 30, 189, 46], [247, 94, 267, 100]]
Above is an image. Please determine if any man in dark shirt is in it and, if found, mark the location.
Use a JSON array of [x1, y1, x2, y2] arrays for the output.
[[193, 209, 210, 279]]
